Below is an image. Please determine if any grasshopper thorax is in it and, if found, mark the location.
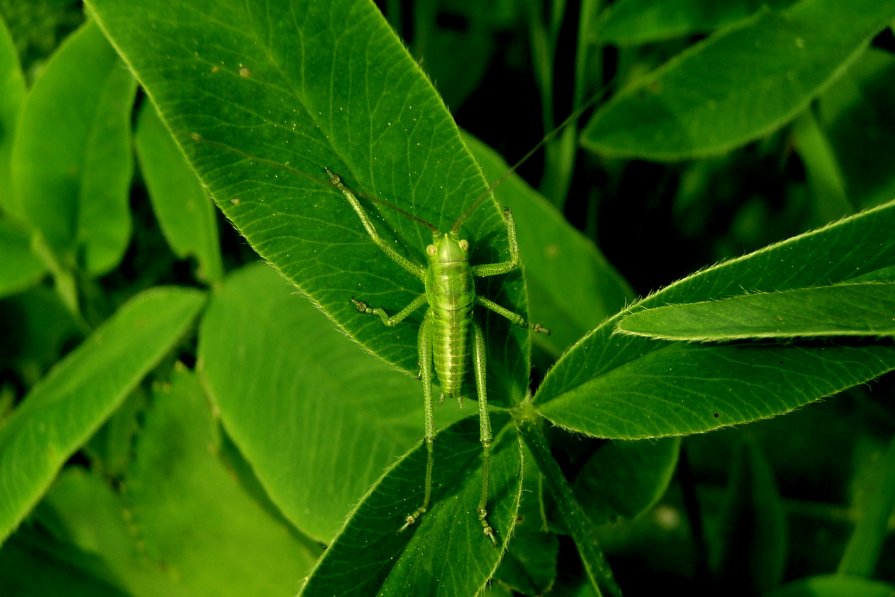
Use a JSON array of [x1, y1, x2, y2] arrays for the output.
[[426, 232, 470, 265]]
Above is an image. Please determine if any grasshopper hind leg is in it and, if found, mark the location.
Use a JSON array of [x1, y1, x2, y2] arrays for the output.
[[472, 321, 497, 546], [400, 312, 436, 532]]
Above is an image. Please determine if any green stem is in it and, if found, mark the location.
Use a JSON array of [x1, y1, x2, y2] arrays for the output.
[[838, 434, 895, 577], [514, 402, 621, 597]]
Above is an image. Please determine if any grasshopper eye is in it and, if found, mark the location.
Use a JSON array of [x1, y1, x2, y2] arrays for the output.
[[426, 244, 437, 256], [459, 239, 469, 251]]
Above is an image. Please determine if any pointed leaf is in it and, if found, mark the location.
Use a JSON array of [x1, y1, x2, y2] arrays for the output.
[[0, 287, 205, 544], [12, 20, 136, 274], [87, 0, 532, 400], [582, 0, 895, 160], [616, 282, 895, 341], [535, 200, 895, 439], [300, 415, 523, 596]]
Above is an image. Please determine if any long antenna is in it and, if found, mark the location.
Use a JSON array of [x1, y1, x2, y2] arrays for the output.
[[451, 80, 616, 234]]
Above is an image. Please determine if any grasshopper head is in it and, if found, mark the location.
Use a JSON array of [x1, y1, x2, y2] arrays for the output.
[[426, 232, 469, 265]]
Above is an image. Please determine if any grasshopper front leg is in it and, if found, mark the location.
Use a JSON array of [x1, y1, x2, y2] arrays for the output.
[[351, 293, 428, 327]]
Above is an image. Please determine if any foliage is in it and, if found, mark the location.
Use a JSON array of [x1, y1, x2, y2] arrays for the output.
[[1, 0, 894, 595]]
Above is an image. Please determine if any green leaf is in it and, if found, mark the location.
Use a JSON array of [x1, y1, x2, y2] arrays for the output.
[[0, 286, 205, 544], [199, 263, 465, 542], [764, 574, 895, 597], [11, 20, 136, 275], [596, 0, 782, 46], [463, 133, 633, 355], [0, 219, 45, 297], [581, 0, 895, 160], [87, 0, 532, 401], [134, 101, 223, 285], [616, 282, 895, 341], [0, 14, 26, 218], [573, 438, 680, 524], [535, 200, 895, 439], [300, 415, 523, 596], [124, 366, 318, 594]]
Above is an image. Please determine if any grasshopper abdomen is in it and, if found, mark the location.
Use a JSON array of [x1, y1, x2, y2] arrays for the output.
[[424, 233, 475, 403]]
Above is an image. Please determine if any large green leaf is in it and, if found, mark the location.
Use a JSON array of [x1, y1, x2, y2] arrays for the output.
[[0, 287, 205, 544], [87, 0, 532, 403], [0, 14, 25, 218], [616, 282, 895, 341], [535, 200, 895, 439], [124, 367, 318, 595], [11, 20, 136, 275], [199, 263, 463, 542], [300, 415, 523, 596], [134, 102, 223, 285], [582, 0, 895, 160]]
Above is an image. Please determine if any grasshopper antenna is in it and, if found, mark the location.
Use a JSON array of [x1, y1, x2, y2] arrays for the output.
[[326, 168, 441, 234], [451, 80, 616, 234]]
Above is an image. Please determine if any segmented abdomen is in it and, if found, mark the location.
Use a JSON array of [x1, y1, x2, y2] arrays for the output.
[[426, 261, 474, 400]]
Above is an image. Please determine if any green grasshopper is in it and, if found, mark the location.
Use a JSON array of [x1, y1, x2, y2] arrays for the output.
[[325, 167, 549, 544]]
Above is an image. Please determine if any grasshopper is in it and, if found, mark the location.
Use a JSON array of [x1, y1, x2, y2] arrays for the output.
[[325, 167, 549, 544]]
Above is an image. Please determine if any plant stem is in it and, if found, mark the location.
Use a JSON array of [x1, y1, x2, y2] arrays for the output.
[[514, 403, 621, 597]]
